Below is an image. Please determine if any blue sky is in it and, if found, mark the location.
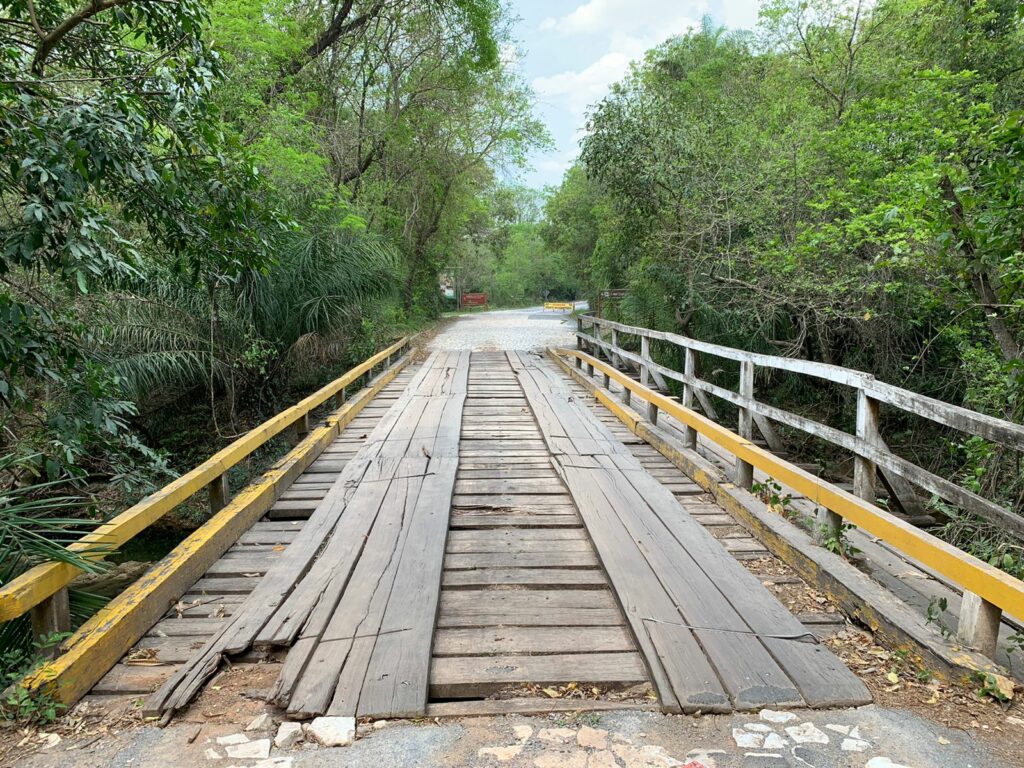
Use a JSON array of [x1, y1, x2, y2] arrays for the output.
[[506, 0, 762, 190]]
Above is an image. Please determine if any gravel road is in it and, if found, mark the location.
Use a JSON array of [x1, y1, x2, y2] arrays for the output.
[[428, 305, 579, 351]]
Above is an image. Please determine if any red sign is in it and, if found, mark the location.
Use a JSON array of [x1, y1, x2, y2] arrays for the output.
[[461, 292, 488, 308]]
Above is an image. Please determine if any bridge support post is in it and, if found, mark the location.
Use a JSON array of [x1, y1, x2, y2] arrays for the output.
[[853, 390, 880, 502], [647, 401, 659, 426], [640, 336, 651, 388], [287, 413, 311, 446], [30, 587, 70, 656], [621, 386, 631, 407], [681, 348, 697, 450], [208, 472, 230, 513], [336, 386, 347, 409], [576, 316, 583, 350], [958, 591, 1001, 659], [735, 360, 754, 489]]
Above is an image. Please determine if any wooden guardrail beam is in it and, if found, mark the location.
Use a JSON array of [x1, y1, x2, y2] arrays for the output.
[[555, 347, 1024, 658], [579, 315, 1024, 451], [0, 337, 410, 624], [576, 321, 1024, 539]]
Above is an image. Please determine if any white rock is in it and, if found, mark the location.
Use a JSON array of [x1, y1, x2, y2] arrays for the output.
[[225, 739, 271, 760], [538, 727, 577, 743], [865, 759, 913, 768], [577, 726, 608, 749], [825, 724, 850, 735], [759, 709, 797, 724], [478, 745, 523, 761], [850, 726, 862, 739], [274, 722, 304, 749], [744, 753, 781, 759], [204, 748, 222, 760], [246, 713, 274, 732], [731, 728, 763, 748], [784, 723, 829, 745], [744, 723, 773, 733], [513, 725, 534, 742], [216, 734, 249, 746], [841, 738, 871, 752], [372, 720, 388, 730], [305, 716, 356, 747], [762, 732, 787, 750]]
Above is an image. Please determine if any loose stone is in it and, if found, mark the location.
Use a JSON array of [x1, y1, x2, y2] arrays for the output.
[[784, 723, 829, 745], [225, 739, 271, 760], [274, 722, 303, 750], [479, 745, 523, 761], [759, 709, 797, 724], [305, 716, 356, 747], [577, 726, 609, 749]]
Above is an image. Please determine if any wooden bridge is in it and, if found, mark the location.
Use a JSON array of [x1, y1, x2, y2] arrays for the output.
[[3, 318, 1024, 721]]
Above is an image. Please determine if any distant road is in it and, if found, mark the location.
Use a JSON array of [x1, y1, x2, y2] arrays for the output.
[[429, 304, 583, 351]]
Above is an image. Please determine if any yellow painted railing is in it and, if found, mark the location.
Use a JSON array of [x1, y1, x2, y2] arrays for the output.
[[555, 347, 1024, 645], [0, 337, 410, 624]]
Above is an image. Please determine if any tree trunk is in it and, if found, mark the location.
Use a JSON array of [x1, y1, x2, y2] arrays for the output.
[[939, 175, 1020, 361]]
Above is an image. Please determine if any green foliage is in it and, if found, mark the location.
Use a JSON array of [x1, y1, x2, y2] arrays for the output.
[[925, 596, 953, 639], [1, 632, 70, 724], [817, 520, 861, 560], [551, 1, 1024, 540]]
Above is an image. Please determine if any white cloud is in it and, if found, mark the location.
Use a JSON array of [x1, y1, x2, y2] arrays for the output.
[[532, 1, 704, 121], [541, 0, 707, 40], [533, 47, 637, 118], [524, 1, 761, 186]]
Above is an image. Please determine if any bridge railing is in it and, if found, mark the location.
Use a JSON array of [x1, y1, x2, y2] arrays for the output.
[[0, 336, 412, 643], [574, 314, 1024, 657]]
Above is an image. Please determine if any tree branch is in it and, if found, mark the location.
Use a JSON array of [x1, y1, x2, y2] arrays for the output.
[[32, 0, 136, 75]]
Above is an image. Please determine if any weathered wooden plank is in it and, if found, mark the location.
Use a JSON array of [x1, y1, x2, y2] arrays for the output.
[[433, 626, 634, 656], [429, 653, 647, 697], [444, 551, 599, 569], [141, 357, 439, 716], [441, 567, 604, 588]]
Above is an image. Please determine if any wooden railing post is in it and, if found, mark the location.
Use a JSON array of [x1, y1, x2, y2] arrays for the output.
[[735, 360, 754, 489], [286, 412, 311, 446], [640, 336, 651, 387], [586, 324, 596, 376], [208, 472, 230, 513], [576, 316, 583, 350], [647, 399, 659, 426], [958, 591, 1001, 658], [853, 389, 880, 502], [681, 347, 697, 450], [31, 587, 70, 657], [335, 386, 347, 409]]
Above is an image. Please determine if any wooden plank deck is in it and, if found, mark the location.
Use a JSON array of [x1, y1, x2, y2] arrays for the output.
[[509, 351, 870, 712], [94, 346, 872, 720], [432, 351, 649, 702], [90, 363, 421, 699]]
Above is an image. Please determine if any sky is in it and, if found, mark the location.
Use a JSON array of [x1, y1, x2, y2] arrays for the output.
[[507, 0, 762, 190]]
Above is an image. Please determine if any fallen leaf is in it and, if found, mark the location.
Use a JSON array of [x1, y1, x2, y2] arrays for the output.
[[542, 687, 561, 698], [886, 672, 899, 684]]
